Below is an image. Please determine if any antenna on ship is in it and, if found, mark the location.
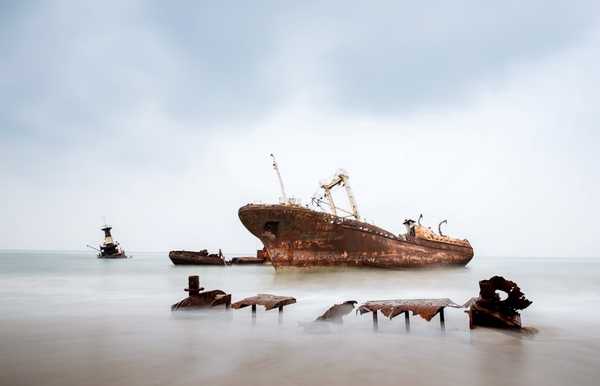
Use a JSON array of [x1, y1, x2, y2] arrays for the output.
[[270, 153, 289, 204]]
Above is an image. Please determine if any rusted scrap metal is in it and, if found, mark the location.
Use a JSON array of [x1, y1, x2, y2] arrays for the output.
[[467, 276, 532, 329], [315, 300, 357, 323], [231, 294, 296, 311], [171, 275, 231, 311], [358, 298, 462, 321], [232, 294, 296, 324], [359, 298, 462, 331], [169, 249, 226, 265], [228, 248, 269, 265]]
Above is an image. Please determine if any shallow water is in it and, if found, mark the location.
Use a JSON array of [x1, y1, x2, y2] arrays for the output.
[[1, 251, 599, 386]]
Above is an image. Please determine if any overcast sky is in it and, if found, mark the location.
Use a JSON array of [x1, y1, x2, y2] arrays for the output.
[[1, 1, 599, 257]]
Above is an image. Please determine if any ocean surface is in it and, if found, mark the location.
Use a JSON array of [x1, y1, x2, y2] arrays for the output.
[[1, 251, 599, 386]]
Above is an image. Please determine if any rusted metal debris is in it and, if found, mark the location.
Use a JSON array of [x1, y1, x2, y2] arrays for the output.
[[169, 249, 226, 265], [358, 298, 462, 331], [467, 276, 532, 329], [229, 248, 270, 265], [315, 300, 357, 323], [358, 298, 462, 321], [171, 275, 231, 311], [231, 294, 296, 311], [232, 294, 296, 324]]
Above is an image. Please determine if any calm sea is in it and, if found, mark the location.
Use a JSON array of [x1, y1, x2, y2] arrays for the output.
[[1, 251, 599, 386]]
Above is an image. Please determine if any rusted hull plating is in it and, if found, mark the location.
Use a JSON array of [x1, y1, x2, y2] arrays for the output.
[[238, 204, 474, 269]]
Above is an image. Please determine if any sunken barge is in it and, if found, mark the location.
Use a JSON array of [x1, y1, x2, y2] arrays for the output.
[[169, 249, 226, 265], [238, 155, 474, 270]]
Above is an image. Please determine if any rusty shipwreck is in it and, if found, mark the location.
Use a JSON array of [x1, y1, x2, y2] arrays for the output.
[[238, 155, 474, 270], [86, 222, 128, 258]]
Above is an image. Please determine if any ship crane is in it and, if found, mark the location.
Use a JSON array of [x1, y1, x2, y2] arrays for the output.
[[270, 153, 289, 204], [319, 169, 361, 221]]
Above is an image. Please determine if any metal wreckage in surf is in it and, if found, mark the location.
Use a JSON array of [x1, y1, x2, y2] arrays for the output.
[[87, 223, 128, 258], [239, 155, 474, 270]]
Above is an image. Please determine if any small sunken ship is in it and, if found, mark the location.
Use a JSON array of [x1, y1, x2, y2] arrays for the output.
[[169, 249, 226, 265], [168, 248, 269, 266], [238, 155, 474, 270], [91, 224, 127, 258]]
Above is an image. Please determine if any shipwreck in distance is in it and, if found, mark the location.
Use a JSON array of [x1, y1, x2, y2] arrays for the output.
[[86, 222, 128, 258], [238, 154, 474, 270]]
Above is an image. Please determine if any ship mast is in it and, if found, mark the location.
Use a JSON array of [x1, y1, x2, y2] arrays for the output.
[[270, 153, 289, 204], [320, 169, 361, 221]]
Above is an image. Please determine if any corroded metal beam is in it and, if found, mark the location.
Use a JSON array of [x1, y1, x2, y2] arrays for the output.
[[231, 294, 296, 311], [358, 298, 462, 321]]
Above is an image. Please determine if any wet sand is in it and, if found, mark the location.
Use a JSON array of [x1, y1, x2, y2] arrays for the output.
[[1, 251, 599, 386]]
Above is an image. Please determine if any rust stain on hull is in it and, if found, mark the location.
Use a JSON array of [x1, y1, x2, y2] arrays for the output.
[[238, 204, 474, 270]]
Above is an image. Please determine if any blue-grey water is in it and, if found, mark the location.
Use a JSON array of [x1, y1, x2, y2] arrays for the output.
[[1, 251, 599, 386]]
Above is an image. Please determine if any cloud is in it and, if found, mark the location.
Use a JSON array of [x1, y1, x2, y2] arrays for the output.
[[317, 1, 600, 114], [1, 1, 599, 257]]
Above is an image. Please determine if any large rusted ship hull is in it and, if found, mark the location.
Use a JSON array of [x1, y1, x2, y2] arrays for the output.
[[238, 204, 474, 270]]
